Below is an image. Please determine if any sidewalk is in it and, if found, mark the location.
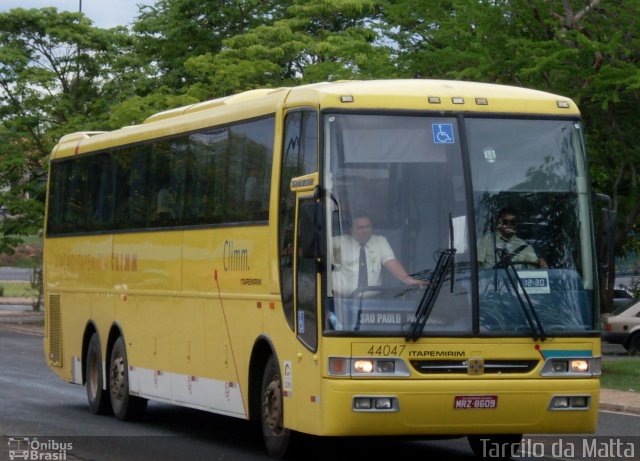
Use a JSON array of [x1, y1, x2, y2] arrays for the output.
[[0, 301, 638, 414], [0, 298, 44, 335], [600, 388, 640, 415]]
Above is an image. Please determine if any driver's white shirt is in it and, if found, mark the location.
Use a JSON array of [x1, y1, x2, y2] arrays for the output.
[[332, 235, 395, 297], [477, 232, 538, 267]]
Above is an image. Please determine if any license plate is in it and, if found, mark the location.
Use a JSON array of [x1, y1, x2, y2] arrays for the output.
[[454, 395, 498, 409]]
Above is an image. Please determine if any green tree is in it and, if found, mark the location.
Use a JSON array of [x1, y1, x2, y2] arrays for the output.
[[133, 0, 290, 89], [0, 8, 134, 252], [182, 0, 394, 100]]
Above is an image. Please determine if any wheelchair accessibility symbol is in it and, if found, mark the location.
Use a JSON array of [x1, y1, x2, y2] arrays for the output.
[[432, 123, 455, 144]]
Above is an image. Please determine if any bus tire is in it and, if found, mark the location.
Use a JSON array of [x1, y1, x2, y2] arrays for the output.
[[86, 333, 111, 415], [468, 434, 523, 459], [261, 355, 292, 458], [109, 336, 147, 420]]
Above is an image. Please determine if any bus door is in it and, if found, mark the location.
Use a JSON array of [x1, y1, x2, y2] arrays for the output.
[[279, 109, 321, 431], [290, 174, 323, 431]]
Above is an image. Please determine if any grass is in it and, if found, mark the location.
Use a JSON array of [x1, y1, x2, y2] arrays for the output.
[[601, 358, 640, 392], [0, 281, 38, 298]]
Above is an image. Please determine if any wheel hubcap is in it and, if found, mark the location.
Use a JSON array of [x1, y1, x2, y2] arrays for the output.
[[263, 377, 282, 434], [110, 356, 125, 402]]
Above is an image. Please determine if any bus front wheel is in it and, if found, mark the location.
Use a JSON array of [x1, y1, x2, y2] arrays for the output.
[[86, 333, 111, 414], [261, 355, 292, 458], [109, 336, 147, 420]]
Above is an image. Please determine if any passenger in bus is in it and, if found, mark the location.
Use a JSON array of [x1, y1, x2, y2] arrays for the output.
[[156, 183, 176, 222], [477, 206, 548, 268], [244, 166, 263, 213], [333, 212, 427, 297]]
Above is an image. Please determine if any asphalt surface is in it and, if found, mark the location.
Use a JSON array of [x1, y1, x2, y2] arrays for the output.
[[0, 267, 32, 282]]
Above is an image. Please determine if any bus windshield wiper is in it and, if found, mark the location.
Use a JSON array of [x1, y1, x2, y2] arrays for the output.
[[495, 250, 547, 341], [405, 248, 456, 342]]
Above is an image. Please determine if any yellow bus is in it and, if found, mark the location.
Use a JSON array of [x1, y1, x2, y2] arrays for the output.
[[44, 80, 601, 457]]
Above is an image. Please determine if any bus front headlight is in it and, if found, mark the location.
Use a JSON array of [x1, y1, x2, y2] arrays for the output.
[[327, 357, 410, 377], [541, 357, 600, 377], [353, 359, 374, 373], [570, 359, 589, 373]]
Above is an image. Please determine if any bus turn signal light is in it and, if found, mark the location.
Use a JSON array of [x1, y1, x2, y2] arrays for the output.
[[328, 357, 349, 375]]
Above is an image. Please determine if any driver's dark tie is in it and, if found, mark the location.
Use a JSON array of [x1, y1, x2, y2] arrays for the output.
[[358, 244, 368, 288]]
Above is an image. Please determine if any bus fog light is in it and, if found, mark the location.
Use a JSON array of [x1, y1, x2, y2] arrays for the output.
[[354, 359, 374, 373], [374, 397, 392, 409], [570, 360, 589, 373], [376, 360, 395, 373], [550, 395, 590, 410], [354, 397, 372, 410], [551, 397, 569, 409], [570, 396, 589, 408], [353, 396, 397, 412]]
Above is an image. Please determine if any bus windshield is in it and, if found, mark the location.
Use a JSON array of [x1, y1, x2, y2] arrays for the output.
[[323, 113, 595, 338]]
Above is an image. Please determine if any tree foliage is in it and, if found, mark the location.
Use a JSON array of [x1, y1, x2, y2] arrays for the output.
[[0, 0, 639, 259], [182, 0, 393, 100], [133, 0, 291, 89], [0, 8, 135, 252]]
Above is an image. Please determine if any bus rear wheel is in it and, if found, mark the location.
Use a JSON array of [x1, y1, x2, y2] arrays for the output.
[[468, 434, 523, 459], [86, 333, 111, 414], [109, 336, 147, 420], [261, 355, 291, 458]]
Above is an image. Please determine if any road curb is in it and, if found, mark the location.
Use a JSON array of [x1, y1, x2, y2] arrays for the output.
[[599, 402, 640, 415], [0, 297, 36, 305]]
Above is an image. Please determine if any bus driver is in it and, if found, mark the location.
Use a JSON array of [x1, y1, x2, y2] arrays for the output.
[[332, 212, 427, 297], [477, 206, 548, 269]]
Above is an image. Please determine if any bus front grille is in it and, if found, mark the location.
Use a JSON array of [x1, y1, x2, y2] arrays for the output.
[[410, 359, 539, 375]]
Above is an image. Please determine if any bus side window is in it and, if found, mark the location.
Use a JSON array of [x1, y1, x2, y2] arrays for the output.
[[64, 161, 89, 231]]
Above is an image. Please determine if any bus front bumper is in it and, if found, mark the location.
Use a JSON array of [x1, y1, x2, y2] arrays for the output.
[[315, 378, 599, 436]]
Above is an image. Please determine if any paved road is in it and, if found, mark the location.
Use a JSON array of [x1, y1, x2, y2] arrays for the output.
[[0, 328, 638, 461], [0, 329, 486, 460], [0, 267, 31, 282]]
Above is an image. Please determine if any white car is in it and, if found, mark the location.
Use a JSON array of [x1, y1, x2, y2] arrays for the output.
[[613, 286, 635, 309], [602, 299, 640, 354]]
